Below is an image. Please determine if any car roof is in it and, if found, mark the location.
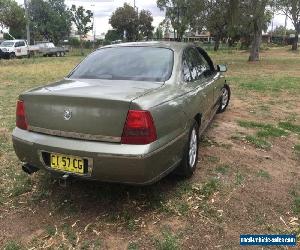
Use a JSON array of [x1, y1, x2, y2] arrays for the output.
[[101, 41, 192, 52], [2, 39, 24, 42]]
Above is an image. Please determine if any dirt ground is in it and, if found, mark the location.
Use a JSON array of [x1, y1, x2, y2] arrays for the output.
[[0, 48, 299, 249]]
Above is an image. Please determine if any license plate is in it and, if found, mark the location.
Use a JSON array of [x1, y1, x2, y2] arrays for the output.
[[50, 153, 85, 174]]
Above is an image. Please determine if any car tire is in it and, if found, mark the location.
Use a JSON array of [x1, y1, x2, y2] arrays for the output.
[[9, 53, 16, 59], [176, 121, 199, 178], [217, 84, 231, 113]]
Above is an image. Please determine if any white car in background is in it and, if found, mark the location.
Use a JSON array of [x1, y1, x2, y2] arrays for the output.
[[0, 39, 29, 59]]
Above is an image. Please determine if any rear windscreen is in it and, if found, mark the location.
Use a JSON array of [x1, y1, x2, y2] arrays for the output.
[[69, 47, 174, 82]]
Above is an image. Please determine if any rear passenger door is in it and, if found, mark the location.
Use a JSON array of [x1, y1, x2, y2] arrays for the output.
[[196, 47, 224, 112], [182, 47, 214, 125]]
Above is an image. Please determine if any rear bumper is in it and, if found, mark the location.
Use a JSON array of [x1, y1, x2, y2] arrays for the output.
[[12, 128, 187, 185]]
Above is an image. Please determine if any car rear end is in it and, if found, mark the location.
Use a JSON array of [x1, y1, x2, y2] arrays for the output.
[[12, 44, 187, 184]]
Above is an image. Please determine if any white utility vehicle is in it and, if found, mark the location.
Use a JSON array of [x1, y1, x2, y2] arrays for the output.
[[0, 39, 29, 59], [0, 40, 68, 59]]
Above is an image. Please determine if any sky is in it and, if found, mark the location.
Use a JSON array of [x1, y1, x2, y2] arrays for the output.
[[16, 0, 294, 36]]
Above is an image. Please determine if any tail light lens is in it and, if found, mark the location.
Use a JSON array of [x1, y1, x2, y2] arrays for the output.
[[121, 110, 157, 145], [16, 100, 28, 130]]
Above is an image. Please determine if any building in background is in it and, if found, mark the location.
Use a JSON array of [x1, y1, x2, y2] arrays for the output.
[[163, 30, 213, 43]]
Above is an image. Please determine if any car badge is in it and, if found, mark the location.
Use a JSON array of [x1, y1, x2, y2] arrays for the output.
[[63, 109, 72, 120]]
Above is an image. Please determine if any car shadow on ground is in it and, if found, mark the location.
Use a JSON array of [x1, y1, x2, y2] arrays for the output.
[[32, 171, 186, 221]]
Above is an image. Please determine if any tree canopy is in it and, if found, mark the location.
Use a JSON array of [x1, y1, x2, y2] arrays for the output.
[[157, 0, 274, 60], [70, 4, 93, 55], [275, 0, 300, 50], [29, 0, 71, 44], [70, 5, 93, 38], [139, 10, 154, 39], [105, 29, 122, 42], [109, 3, 139, 41], [0, 0, 26, 39], [109, 3, 154, 41]]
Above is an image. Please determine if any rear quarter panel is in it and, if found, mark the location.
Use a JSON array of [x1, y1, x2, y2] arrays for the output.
[[131, 47, 208, 164]]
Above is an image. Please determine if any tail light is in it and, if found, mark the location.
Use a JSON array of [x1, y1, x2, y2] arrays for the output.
[[121, 110, 157, 145], [16, 100, 28, 130]]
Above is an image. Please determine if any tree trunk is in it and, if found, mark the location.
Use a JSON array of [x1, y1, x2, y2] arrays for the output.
[[80, 36, 84, 56], [214, 37, 220, 51], [249, 26, 262, 61], [292, 30, 298, 51], [292, 22, 300, 51]]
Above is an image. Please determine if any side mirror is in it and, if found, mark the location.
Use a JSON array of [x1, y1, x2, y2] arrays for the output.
[[217, 64, 227, 72]]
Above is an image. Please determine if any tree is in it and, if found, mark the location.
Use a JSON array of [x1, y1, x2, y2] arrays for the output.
[[105, 29, 122, 42], [272, 25, 288, 36], [205, 0, 236, 51], [139, 10, 154, 40], [70, 5, 93, 55], [276, 0, 300, 50], [157, 0, 210, 41], [109, 3, 139, 41], [239, 0, 272, 61], [157, 0, 191, 41], [0, 0, 26, 39], [29, 0, 71, 44], [109, 3, 154, 42], [159, 19, 172, 39], [154, 26, 164, 40]]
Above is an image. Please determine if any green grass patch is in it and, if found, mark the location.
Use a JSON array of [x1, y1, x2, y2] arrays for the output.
[[238, 120, 287, 138], [62, 224, 77, 245], [128, 242, 139, 250], [176, 181, 193, 196], [45, 224, 56, 236], [235, 172, 245, 185], [294, 196, 300, 214], [4, 241, 23, 250], [294, 144, 300, 152], [238, 120, 272, 129], [245, 135, 271, 150], [199, 178, 220, 199], [237, 120, 291, 150], [256, 127, 288, 138], [0, 134, 12, 154], [278, 122, 300, 134], [155, 231, 179, 250], [239, 77, 300, 92], [207, 156, 220, 163], [291, 191, 300, 214], [257, 170, 271, 179], [11, 173, 32, 197], [215, 165, 230, 175]]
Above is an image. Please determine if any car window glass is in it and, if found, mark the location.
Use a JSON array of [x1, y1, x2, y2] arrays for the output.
[[198, 54, 210, 74], [15, 42, 20, 47], [182, 54, 192, 82], [1, 41, 14, 47], [19, 41, 25, 46], [69, 47, 174, 82], [196, 47, 215, 72], [184, 48, 208, 81]]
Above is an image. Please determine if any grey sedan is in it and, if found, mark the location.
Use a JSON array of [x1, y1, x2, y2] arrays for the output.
[[12, 42, 230, 185]]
